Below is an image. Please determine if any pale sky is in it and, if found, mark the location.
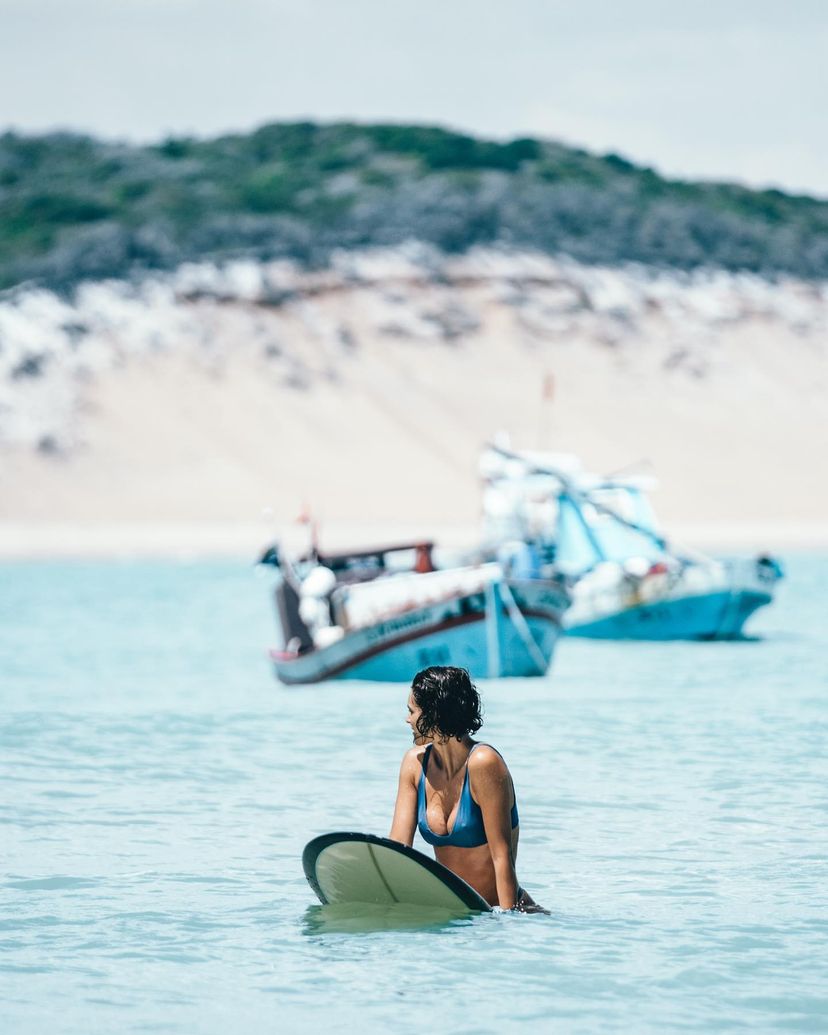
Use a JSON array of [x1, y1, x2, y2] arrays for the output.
[[1, 0, 826, 196]]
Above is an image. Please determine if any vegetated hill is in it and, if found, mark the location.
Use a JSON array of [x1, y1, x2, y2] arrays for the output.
[[1, 121, 827, 290]]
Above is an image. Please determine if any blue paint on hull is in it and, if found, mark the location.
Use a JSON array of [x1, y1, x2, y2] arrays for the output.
[[272, 577, 569, 683], [343, 614, 561, 681], [567, 590, 772, 641]]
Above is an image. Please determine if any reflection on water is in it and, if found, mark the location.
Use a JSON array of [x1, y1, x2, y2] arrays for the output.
[[301, 902, 472, 936]]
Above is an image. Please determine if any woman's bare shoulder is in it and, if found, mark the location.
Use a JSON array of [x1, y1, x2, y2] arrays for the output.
[[399, 744, 427, 774], [468, 743, 510, 777]]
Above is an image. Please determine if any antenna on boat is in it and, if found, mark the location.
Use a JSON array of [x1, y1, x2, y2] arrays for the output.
[[538, 371, 555, 449], [602, 458, 656, 482], [297, 502, 319, 558]]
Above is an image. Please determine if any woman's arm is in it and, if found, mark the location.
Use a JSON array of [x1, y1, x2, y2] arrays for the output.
[[470, 748, 520, 909], [388, 748, 420, 846]]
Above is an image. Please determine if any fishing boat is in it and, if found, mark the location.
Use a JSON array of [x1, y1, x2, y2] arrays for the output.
[[258, 539, 570, 683], [480, 445, 783, 641]]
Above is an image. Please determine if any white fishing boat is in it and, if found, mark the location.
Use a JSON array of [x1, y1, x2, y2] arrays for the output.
[[480, 445, 783, 640], [258, 540, 569, 683]]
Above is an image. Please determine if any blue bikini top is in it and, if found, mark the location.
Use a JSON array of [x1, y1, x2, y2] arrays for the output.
[[417, 743, 519, 848]]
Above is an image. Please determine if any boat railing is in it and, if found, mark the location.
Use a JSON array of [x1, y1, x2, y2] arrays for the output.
[[722, 555, 784, 592], [568, 559, 730, 619]]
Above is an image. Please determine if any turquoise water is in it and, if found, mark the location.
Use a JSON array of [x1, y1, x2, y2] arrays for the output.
[[1, 556, 826, 1034]]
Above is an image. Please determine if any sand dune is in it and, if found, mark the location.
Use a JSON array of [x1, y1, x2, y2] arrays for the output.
[[2, 248, 826, 557]]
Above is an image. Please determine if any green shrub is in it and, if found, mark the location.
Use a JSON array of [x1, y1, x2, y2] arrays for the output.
[[0, 121, 826, 287]]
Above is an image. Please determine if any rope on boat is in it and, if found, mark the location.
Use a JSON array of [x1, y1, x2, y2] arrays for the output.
[[499, 581, 548, 676]]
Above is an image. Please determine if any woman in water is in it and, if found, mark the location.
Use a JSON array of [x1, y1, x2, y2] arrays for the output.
[[389, 666, 545, 913]]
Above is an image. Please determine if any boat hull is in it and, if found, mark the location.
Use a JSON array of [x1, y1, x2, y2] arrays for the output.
[[566, 588, 772, 640], [271, 579, 568, 684]]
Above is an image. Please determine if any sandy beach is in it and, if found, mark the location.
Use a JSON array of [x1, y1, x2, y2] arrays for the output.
[[2, 251, 827, 558]]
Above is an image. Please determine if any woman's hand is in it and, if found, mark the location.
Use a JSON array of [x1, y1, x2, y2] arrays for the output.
[[513, 887, 550, 915]]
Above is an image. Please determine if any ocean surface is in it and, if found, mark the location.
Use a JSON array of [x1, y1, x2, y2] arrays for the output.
[[1, 555, 826, 1034]]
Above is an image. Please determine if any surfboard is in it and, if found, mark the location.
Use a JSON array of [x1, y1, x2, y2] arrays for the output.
[[302, 832, 492, 914]]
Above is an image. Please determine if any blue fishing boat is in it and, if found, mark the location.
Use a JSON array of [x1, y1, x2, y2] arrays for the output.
[[480, 445, 783, 641], [259, 540, 569, 683]]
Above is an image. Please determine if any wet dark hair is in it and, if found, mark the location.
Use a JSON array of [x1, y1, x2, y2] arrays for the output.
[[411, 666, 483, 740]]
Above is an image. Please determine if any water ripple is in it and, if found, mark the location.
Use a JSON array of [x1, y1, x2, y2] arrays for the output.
[[1, 557, 826, 1034]]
